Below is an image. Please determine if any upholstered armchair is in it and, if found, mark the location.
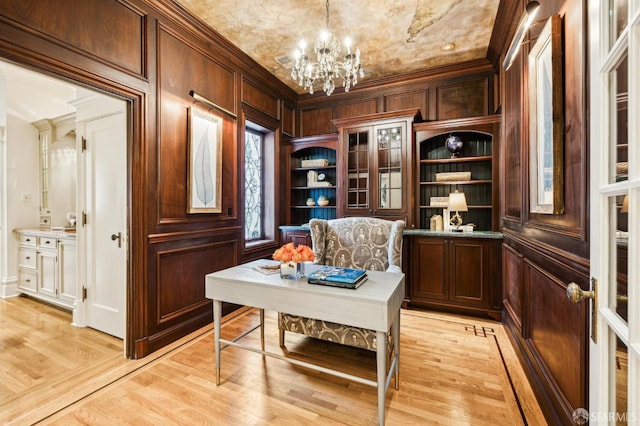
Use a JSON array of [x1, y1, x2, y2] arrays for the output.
[[278, 217, 405, 351]]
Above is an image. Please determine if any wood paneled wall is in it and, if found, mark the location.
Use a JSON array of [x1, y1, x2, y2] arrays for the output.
[[0, 0, 297, 358], [500, 0, 590, 424], [296, 60, 497, 136]]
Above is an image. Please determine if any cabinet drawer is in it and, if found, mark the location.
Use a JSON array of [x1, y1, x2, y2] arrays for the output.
[[18, 268, 37, 292], [19, 234, 37, 246], [38, 236, 57, 250], [18, 247, 37, 268]]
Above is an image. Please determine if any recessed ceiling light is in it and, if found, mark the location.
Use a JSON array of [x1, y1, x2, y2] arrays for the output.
[[441, 43, 455, 51]]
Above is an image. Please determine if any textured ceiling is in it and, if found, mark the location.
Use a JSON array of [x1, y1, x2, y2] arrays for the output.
[[176, 0, 501, 94]]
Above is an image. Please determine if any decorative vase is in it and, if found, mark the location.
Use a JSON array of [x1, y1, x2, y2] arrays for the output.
[[317, 197, 329, 206], [280, 261, 303, 279], [445, 135, 463, 158]]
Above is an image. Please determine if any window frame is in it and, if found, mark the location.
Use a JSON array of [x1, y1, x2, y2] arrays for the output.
[[244, 127, 265, 242], [241, 109, 279, 253]]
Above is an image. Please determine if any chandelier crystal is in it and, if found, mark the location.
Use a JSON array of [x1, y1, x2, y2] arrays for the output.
[[291, 0, 364, 96]]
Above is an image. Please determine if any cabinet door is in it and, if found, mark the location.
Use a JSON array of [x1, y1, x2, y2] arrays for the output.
[[448, 239, 492, 307], [411, 237, 448, 302], [282, 230, 311, 247], [344, 126, 370, 214], [374, 122, 407, 214], [58, 238, 77, 303], [38, 250, 58, 298]]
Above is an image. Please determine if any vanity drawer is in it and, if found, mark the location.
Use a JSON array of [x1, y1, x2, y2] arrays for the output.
[[18, 268, 37, 292], [38, 236, 57, 250], [18, 247, 37, 268], [18, 234, 37, 246]]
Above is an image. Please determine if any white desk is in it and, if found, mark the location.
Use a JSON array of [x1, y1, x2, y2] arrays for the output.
[[205, 260, 405, 425]]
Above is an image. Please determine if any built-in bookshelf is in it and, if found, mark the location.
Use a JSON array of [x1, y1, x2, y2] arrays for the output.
[[287, 136, 339, 225], [414, 116, 500, 231]]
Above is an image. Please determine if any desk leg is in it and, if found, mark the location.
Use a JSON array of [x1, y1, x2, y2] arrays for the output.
[[394, 309, 400, 390], [377, 330, 386, 426], [213, 299, 221, 386], [260, 308, 265, 351]]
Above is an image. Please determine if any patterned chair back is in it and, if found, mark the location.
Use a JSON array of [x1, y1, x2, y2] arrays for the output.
[[309, 217, 404, 272]]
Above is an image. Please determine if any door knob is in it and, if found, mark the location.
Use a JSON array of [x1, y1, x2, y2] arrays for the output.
[[111, 232, 122, 248], [566, 282, 594, 303], [567, 278, 598, 343]]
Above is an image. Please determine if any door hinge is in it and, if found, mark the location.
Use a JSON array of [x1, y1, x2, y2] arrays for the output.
[[82, 286, 87, 302], [82, 211, 87, 227], [81, 137, 87, 152]]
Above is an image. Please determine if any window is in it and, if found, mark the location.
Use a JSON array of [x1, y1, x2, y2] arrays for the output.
[[243, 118, 276, 249], [245, 128, 263, 240]]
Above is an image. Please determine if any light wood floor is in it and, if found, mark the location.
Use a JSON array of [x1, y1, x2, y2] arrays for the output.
[[1, 295, 546, 425]]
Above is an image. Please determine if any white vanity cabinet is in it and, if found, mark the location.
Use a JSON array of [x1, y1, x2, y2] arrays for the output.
[[58, 236, 77, 304], [15, 229, 76, 310]]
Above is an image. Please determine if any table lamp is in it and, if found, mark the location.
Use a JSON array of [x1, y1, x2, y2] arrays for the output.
[[448, 190, 468, 231]]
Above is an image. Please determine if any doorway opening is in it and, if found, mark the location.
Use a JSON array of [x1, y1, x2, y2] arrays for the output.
[[0, 58, 128, 345]]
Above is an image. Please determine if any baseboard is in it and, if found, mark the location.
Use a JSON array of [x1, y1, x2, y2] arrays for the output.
[[0, 277, 18, 298], [502, 311, 565, 425]]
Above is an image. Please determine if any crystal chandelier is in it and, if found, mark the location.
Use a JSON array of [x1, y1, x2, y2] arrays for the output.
[[291, 0, 364, 96]]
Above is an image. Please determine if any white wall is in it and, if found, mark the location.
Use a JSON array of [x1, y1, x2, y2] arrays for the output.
[[0, 74, 7, 294], [5, 114, 39, 280]]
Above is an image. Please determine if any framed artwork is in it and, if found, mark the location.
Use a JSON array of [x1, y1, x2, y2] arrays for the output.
[[528, 14, 564, 214], [188, 107, 223, 213]]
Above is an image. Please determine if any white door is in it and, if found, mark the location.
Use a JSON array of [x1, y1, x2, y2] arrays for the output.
[[84, 112, 127, 339], [584, 1, 639, 424]]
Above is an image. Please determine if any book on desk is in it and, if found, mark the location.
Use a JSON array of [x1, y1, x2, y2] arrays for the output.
[[307, 266, 368, 289]]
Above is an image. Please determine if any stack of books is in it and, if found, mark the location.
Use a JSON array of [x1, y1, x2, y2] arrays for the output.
[[307, 266, 368, 289]]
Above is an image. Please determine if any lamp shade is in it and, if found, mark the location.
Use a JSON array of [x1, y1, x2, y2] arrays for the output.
[[448, 191, 468, 212], [621, 194, 629, 213]]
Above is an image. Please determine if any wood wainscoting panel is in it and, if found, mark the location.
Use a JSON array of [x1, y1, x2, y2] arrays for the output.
[[525, 258, 587, 417], [384, 90, 428, 119], [242, 78, 279, 119], [436, 79, 488, 120], [338, 98, 378, 118], [503, 244, 523, 332], [301, 106, 334, 136], [282, 102, 295, 136], [0, 0, 146, 76], [157, 25, 237, 222], [155, 239, 237, 323], [144, 238, 238, 354]]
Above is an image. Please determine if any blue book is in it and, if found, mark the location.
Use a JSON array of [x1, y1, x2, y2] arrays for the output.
[[307, 266, 367, 285]]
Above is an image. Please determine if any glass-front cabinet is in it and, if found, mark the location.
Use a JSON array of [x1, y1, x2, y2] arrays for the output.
[[334, 109, 421, 225]]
